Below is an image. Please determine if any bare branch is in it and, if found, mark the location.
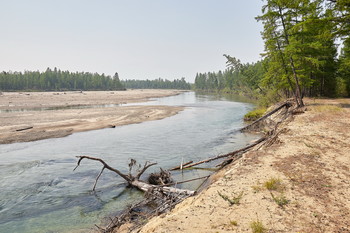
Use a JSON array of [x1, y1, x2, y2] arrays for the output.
[[169, 161, 193, 171], [93, 167, 105, 191], [171, 137, 266, 170], [135, 161, 157, 180], [74, 155, 131, 183]]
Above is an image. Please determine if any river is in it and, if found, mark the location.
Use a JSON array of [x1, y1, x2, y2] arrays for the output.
[[0, 92, 258, 233]]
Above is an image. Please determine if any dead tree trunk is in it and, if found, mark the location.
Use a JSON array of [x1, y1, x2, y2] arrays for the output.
[[73, 155, 195, 195]]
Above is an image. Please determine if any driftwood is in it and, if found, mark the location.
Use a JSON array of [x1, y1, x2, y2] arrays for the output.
[[171, 137, 267, 170], [74, 156, 203, 232], [148, 168, 173, 185], [15, 126, 33, 132], [74, 155, 195, 195], [169, 160, 193, 171]]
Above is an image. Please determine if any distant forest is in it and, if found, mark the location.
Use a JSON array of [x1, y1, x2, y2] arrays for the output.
[[0, 68, 192, 91], [195, 0, 350, 107], [0, 68, 125, 91], [121, 78, 191, 90]]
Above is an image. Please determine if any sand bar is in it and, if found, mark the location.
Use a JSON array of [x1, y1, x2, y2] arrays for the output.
[[0, 90, 185, 144]]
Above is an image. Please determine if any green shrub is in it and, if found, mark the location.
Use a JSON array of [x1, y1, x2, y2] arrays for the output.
[[244, 108, 266, 121]]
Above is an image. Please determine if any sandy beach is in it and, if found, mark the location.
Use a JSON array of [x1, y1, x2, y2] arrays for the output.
[[133, 98, 350, 233], [0, 90, 185, 144]]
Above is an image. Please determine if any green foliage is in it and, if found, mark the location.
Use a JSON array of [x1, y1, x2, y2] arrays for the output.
[[194, 60, 266, 99], [244, 108, 266, 121], [195, 0, 350, 101], [250, 220, 267, 233], [337, 37, 350, 97], [0, 68, 125, 91], [121, 77, 191, 90]]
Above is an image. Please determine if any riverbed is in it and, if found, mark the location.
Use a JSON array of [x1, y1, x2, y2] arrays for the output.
[[0, 92, 258, 232]]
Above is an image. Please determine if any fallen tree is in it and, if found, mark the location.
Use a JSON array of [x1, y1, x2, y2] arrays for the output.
[[73, 156, 211, 232], [74, 155, 195, 195]]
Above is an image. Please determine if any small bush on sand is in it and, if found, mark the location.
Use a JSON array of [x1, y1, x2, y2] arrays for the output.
[[230, 220, 238, 226], [264, 177, 284, 191], [250, 220, 267, 233]]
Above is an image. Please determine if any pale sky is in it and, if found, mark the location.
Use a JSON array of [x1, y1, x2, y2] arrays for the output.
[[0, 1, 264, 82]]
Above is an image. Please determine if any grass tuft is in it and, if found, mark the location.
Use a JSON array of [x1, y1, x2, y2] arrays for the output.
[[250, 220, 267, 233], [218, 191, 244, 205], [270, 192, 289, 208], [264, 177, 283, 191], [252, 185, 263, 193], [230, 220, 238, 226]]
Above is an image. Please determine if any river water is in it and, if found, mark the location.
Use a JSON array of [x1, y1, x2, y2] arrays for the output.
[[0, 92, 258, 233]]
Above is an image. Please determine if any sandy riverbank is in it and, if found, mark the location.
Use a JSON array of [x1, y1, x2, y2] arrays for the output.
[[132, 98, 350, 233], [0, 90, 185, 144]]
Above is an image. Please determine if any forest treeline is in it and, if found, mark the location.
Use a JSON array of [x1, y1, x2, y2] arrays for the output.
[[121, 78, 191, 90], [195, 0, 350, 106], [0, 68, 192, 91], [0, 68, 125, 91]]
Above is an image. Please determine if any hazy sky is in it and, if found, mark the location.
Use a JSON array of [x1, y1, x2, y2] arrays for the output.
[[0, 1, 264, 82]]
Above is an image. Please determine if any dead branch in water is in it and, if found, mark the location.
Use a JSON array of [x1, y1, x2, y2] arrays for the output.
[[171, 137, 267, 170], [74, 155, 133, 184], [74, 156, 194, 195], [74, 156, 200, 232], [169, 160, 193, 171]]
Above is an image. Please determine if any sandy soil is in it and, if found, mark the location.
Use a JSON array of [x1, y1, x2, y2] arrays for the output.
[[0, 90, 185, 144], [135, 98, 350, 233]]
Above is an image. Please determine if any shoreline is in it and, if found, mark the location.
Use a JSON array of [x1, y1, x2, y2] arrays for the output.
[[127, 98, 350, 232], [0, 90, 186, 144]]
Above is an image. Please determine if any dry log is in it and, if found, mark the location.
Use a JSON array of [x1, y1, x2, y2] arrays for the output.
[[131, 180, 195, 196]]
